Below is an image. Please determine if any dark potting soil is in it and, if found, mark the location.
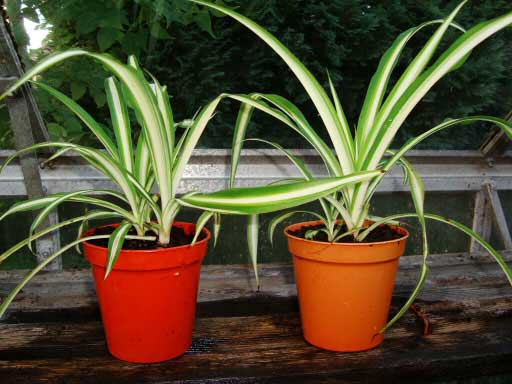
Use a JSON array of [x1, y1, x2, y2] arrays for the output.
[[288, 223, 404, 244], [87, 225, 207, 250]]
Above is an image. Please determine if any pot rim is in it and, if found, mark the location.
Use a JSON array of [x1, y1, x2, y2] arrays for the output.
[[81, 221, 211, 254], [284, 219, 409, 247]]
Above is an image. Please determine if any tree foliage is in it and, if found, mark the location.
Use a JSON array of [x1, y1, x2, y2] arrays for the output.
[[2, 0, 511, 149]]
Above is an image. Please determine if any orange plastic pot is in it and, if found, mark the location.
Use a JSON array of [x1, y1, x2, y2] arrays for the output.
[[285, 220, 408, 352], [83, 222, 210, 363]]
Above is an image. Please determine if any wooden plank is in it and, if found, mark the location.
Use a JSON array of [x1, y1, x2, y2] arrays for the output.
[[0, 255, 511, 382], [480, 110, 512, 158], [1, 251, 511, 320], [485, 183, 512, 249], [470, 187, 493, 253], [0, 298, 511, 383]]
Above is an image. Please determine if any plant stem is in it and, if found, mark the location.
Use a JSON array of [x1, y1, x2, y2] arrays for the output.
[[135, 224, 145, 237], [158, 228, 170, 245]]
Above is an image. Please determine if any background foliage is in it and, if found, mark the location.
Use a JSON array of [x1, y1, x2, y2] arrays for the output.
[[1, 0, 511, 149]]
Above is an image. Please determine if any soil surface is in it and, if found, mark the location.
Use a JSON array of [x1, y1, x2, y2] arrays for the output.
[[87, 225, 207, 250], [288, 223, 404, 243]]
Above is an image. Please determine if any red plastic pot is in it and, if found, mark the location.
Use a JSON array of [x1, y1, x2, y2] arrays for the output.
[[83, 222, 210, 363], [285, 220, 409, 352]]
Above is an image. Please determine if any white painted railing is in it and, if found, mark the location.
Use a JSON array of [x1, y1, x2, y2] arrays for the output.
[[1, 149, 511, 195]]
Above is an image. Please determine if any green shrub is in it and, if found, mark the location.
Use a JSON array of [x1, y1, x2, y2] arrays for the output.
[[2, 0, 511, 149]]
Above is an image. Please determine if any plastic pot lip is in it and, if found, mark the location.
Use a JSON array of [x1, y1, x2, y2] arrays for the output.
[[81, 221, 211, 254], [284, 220, 409, 247]]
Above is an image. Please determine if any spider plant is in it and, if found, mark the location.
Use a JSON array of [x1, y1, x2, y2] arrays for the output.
[[191, 0, 512, 330], [0, 50, 380, 318]]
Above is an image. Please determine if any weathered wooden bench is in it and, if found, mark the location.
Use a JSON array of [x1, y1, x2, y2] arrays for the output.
[[1, 251, 511, 383]]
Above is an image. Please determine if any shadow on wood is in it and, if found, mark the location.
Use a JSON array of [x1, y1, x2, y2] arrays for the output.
[[0, 251, 511, 383]]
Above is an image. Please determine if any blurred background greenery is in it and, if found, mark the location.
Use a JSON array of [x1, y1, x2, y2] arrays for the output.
[[1, 0, 511, 150]]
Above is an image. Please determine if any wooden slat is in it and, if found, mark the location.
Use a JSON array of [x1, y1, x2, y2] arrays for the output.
[[0, 149, 511, 195], [0, 299, 511, 383], [485, 183, 512, 249], [1, 251, 511, 319], [480, 110, 512, 158], [470, 186, 493, 253], [0, 253, 511, 382]]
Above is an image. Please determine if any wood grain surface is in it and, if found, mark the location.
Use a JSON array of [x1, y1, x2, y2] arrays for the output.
[[1, 251, 511, 383]]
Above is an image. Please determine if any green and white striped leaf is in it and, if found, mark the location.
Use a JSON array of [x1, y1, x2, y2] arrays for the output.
[[244, 138, 312, 180], [0, 195, 58, 221], [0, 233, 155, 320], [28, 190, 96, 252], [363, 116, 512, 205], [134, 132, 152, 191], [228, 93, 342, 178], [268, 210, 325, 246], [246, 93, 343, 176], [389, 156, 428, 331], [0, 211, 119, 264], [305, 229, 326, 240], [228, 93, 326, 186], [0, 140, 140, 218], [172, 113, 196, 164], [355, 18, 465, 161], [32, 81, 118, 158], [364, 10, 512, 173], [105, 221, 133, 278], [394, 155, 427, 252], [386, 117, 512, 170], [0, 50, 94, 99], [75, 210, 125, 254], [326, 71, 351, 156], [361, 8, 467, 163], [0, 235, 110, 319], [41, 147, 74, 167], [125, 171, 163, 223], [358, 212, 512, 332], [384, 263, 429, 333], [322, 195, 354, 230], [0, 50, 173, 227], [69, 195, 134, 220], [352, 14, 468, 224], [155, 85, 175, 162], [192, 211, 214, 245], [332, 226, 362, 242], [146, 70, 175, 164], [0, 191, 132, 223], [180, 171, 381, 215], [358, 153, 427, 249], [247, 214, 260, 289], [171, 96, 223, 195], [230, 93, 259, 187], [191, 0, 355, 175], [213, 213, 221, 247], [156, 199, 181, 244], [105, 77, 133, 173], [386, 212, 512, 332]]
